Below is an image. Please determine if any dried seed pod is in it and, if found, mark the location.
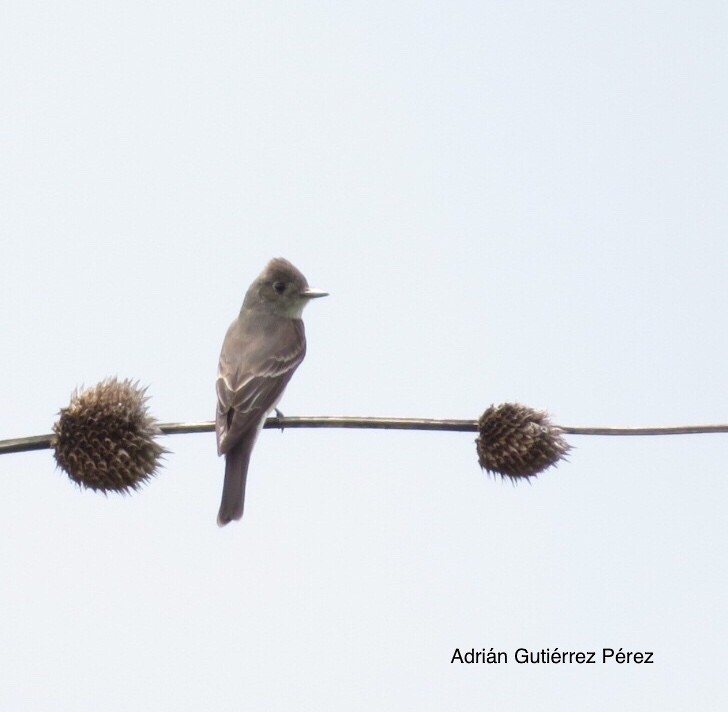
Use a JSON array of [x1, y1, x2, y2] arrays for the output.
[[477, 402, 570, 480], [52, 378, 166, 493]]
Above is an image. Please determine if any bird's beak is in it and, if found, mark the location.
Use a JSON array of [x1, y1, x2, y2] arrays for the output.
[[301, 288, 329, 299]]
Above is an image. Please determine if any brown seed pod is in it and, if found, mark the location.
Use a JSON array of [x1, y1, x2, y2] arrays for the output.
[[477, 402, 570, 480], [52, 378, 166, 493]]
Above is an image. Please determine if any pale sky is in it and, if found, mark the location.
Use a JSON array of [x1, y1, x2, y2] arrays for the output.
[[1, 1, 727, 709]]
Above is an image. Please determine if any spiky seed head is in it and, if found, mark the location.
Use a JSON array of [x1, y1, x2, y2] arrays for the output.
[[52, 378, 166, 493], [476, 402, 571, 480]]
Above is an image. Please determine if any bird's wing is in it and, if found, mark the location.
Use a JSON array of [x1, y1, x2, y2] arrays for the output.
[[215, 315, 306, 455]]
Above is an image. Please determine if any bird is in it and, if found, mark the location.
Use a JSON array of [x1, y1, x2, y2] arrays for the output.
[[215, 257, 328, 526]]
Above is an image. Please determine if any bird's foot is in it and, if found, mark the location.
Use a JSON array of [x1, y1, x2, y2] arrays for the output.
[[274, 408, 285, 432]]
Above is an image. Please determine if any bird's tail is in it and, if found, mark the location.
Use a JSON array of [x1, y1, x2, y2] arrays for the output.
[[217, 430, 257, 527]]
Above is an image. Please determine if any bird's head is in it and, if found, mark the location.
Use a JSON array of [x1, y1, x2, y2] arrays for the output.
[[245, 257, 328, 318]]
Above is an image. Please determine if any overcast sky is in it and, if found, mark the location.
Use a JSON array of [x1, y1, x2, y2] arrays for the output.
[[1, 1, 727, 709]]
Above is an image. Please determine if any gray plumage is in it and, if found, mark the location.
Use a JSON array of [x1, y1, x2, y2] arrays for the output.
[[216, 258, 327, 526]]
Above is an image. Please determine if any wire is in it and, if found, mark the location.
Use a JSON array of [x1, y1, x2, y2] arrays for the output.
[[1, 416, 727, 456]]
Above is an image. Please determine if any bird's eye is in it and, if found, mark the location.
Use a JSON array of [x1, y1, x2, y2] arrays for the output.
[[273, 281, 286, 294]]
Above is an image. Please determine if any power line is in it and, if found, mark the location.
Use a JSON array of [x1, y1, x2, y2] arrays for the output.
[[2, 416, 727, 457]]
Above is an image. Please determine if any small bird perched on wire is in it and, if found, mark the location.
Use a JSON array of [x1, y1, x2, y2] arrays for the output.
[[215, 257, 328, 526]]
